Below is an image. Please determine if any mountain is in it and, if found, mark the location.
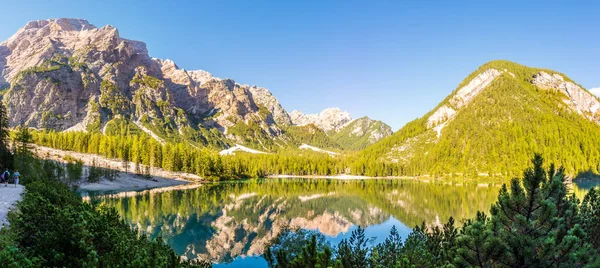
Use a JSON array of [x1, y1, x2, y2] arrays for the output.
[[290, 108, 392, 150], [591, 88, 600, 98], [0, 18, 293, 149], [358, 60, 600, 177], [0, 18, 391, 152], [330, 117, 393, 150], [290, 108, 352, 132]]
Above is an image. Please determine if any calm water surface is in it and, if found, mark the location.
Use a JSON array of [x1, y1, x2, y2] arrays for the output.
[[91, 179, 510, 266]]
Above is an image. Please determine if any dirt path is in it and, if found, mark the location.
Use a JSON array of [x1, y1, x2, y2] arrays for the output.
[[0, 184, 24, 228]]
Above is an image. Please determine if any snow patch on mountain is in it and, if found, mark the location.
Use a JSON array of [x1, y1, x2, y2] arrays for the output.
[[219, 144, 268, 156], [299, 143, 339, 156]]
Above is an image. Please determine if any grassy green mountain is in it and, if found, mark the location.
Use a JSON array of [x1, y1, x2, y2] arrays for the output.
[[282, 124, 342, 150], [330, 117, 392, 150], [356, 60, 600, 177]]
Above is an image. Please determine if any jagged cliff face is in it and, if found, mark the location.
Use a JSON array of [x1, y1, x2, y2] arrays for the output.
[[0, 18, 290, 147]]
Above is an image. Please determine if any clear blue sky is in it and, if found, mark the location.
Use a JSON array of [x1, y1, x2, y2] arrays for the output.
[[1, 0, 599, 130]]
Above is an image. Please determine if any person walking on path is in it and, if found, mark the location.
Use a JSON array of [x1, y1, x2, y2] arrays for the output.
[[2, 169, 9, 187], [13, 170, 19, 187]]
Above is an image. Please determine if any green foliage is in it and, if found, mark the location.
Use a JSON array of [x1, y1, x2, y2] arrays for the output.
[[580, 187, 600, 249], [20, 65, 62, 76], [87, 158, 101, 183], [0, 102, 12, 170], [282, 124, 342, 150], [131, 75, 163, 89], [99, 80, 131, 117], [0, 149, 211, 266], [264, 229, 334, 268], [12, 127, 36, 182], [2, 177, 208, 267], [0, 86, 9, 99], [455, 155, 594, 266], [103, 117, 141, 136], [337, 227, 370, 267], [228, 120, 276, 150], [65, 158, 83, 187]]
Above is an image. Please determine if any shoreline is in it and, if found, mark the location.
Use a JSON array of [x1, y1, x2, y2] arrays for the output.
[[266, 174, 415, 180], [31, 145, 198, 193], [81, 183, 203, 200], [77, 173, 189, 193]]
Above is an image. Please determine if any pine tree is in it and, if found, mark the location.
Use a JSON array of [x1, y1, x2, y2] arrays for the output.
[[88, 158, 101, 183], [371, 225, 403, 267], [0, 102, 11, 170], [580, 187, 600, 250], [13, 126, 34, 179], [456, 154, 593, 267], [337, 227, 370, 268]]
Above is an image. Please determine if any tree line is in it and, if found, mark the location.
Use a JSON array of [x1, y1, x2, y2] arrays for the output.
[[30, 129, 351, 180]]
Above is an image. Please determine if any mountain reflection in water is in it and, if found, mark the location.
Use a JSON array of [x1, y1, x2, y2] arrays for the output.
[[91, 179, 502, 265]]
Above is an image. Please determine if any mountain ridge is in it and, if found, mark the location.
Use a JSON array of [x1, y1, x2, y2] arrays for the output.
[[0, 18, 390, 151]]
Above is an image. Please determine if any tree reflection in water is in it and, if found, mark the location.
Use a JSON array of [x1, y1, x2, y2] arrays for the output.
[[92, 179, 502, 264]]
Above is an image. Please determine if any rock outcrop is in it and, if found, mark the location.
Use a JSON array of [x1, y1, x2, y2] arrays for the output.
[[532, 71, 600, 123]]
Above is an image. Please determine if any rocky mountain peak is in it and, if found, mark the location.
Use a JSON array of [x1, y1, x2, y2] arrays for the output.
[[21, 18, 96, 33], [0, 18, 294, 148], [0, 18, 149, 88], [290, 108, 352, 132], [188, 70, 216, 85]]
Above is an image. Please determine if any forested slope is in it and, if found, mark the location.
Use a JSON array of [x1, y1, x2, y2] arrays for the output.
[[354, 60, 600, 177]]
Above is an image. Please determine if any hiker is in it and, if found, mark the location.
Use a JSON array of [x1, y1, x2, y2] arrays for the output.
[[13, 170, 19, 187], [2, 169, 9, 187]]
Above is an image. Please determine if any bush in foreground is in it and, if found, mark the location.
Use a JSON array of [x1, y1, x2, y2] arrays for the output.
[[0, 177, 209, 267]]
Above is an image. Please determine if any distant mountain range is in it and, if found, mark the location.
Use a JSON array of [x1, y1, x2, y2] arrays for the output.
[[3, 19, 600, 177], [0, 18, 391, 151]]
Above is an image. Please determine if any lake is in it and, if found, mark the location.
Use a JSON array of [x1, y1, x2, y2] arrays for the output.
[[90, 178, 525, 267]]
